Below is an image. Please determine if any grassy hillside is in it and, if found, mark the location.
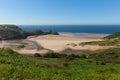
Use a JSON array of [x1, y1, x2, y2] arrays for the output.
[[0, 48, 120, 80], [80, 32, 120, 46], [105, 32, 120, 39], [0, 25, 59, 40], [0, 25, 26, 40]]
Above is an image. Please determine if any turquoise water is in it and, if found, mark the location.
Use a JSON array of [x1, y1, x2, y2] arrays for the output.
[[19, 25, 120, 35]]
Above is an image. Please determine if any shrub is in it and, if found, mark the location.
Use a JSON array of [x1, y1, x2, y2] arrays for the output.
[[62, 62, 69, 67], [80, 54, 88, 58], [101, 62, 106, 65], [17, 45, 25, 48], [34, 53, 42, 57], [87, 60, 93, 63], [96, 61, 99, 65], [43, 52, 61, 58], [66, 54, 80, 60]]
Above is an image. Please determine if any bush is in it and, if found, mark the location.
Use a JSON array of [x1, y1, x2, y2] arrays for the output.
[[80, 54, 88, 58], [43, 52, 61, 58], [62, 62, 69, 67], [17, 45, 25, 48], [66, 54, 80, 60], [34, 53, 42, 57], [101, 62, 106, 65]]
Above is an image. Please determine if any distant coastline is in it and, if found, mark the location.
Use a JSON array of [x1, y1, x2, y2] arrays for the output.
[[0, 25, 59, 40], [19, 25, 120, 35]]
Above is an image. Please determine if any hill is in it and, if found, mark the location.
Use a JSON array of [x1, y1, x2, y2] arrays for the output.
[[0, 48, 120, 79], [0, 25, 27, 40], [80, 32, 120, 46], [104, 32, 120, 39], [0, 25, 59, 40]]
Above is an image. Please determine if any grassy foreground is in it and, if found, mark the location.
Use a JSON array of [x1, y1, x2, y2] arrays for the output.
[[0, 48, 120, 80]]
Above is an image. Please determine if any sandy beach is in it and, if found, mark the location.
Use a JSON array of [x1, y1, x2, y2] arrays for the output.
[[26, 34, 104, 53]]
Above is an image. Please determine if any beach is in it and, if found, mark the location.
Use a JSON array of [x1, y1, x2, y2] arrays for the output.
[[24, 33, 104, 54]]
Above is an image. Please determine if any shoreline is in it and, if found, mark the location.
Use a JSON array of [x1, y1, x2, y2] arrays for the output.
[[59, 32, 110, 36]]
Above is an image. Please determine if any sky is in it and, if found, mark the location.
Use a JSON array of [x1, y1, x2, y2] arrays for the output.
[[0, 0, 120, 25]]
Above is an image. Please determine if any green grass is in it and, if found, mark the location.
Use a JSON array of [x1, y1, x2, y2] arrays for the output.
[[104, 32, 120, 39], [80, 38, 120, 46], [80, 32, 120, 46], [0, 48, 120, 80]]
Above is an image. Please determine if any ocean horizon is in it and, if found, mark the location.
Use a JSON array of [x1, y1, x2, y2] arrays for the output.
[[19, 25, 120, 35]]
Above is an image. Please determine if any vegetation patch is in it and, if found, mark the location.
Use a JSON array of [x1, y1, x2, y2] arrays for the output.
[[80, 32, 120, 46], [89, 48, 120, 63]]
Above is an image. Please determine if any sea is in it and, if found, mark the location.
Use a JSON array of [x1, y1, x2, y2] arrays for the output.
[[19, 25, 120, 36]]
